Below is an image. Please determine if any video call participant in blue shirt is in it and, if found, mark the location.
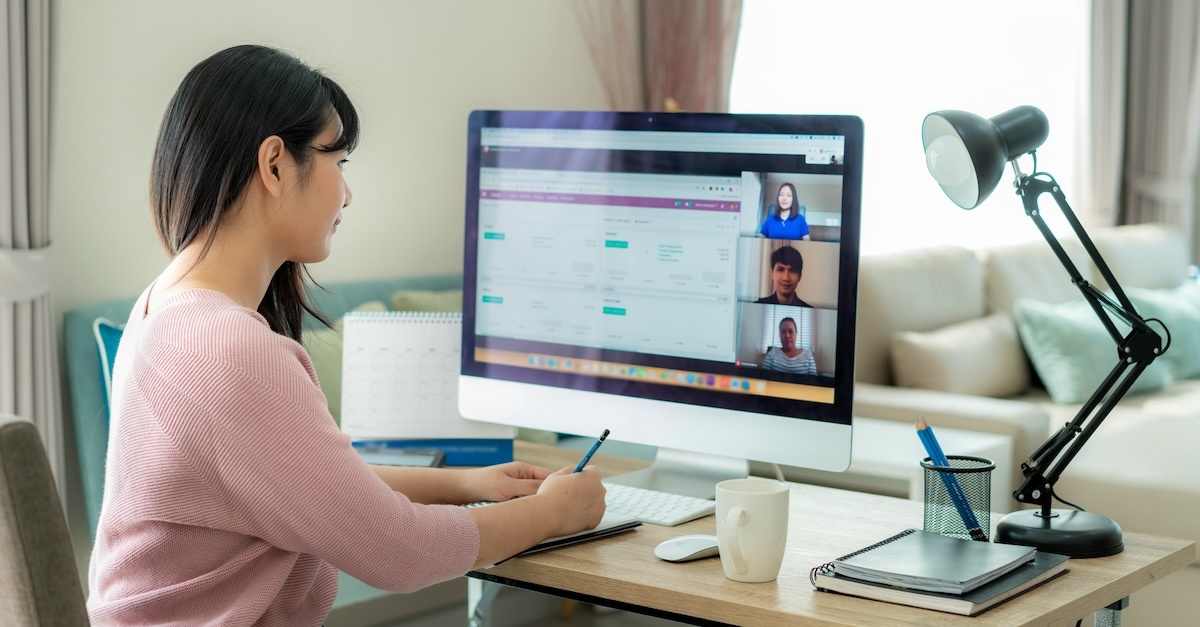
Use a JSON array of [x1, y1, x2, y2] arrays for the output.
[[757, 182, 810, 240], [755, 246, 811, 307]]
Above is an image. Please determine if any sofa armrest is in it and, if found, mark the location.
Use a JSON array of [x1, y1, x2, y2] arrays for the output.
[[852, 382, 1051, 492]]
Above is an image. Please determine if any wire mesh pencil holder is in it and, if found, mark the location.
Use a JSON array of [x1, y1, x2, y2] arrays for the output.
[[921, 455, 994, 541]]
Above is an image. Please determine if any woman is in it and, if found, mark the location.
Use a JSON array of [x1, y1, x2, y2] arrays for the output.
[[757, 182, 811, 240], [87, 45, 606, 626], [761, 317, 817, 375]]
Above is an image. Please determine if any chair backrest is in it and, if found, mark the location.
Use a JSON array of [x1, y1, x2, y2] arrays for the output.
[[0, 414, 89, 626]]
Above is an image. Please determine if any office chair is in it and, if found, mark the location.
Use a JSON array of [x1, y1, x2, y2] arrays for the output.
[[0, 413, 89, 625]]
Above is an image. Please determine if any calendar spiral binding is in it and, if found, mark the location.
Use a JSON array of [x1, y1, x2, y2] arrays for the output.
[[808, 528, 918, 587], [344, 311, 461, 322]]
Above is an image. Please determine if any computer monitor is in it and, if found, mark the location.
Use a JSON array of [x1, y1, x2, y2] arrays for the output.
[[460, 111, 862, 498]]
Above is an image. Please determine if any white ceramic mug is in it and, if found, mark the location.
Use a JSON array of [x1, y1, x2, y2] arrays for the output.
[[715, 477, 790, 583]]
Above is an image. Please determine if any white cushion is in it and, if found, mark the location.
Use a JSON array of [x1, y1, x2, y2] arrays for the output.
[[855, 246, 984, 385], [1092, 223, 1189, 290], [984, 236, 1096, 317], [890, 314, 1030, 397]]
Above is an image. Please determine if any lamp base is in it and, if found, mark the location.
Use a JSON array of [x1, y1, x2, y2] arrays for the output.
[[995, 509, 1123, 558]]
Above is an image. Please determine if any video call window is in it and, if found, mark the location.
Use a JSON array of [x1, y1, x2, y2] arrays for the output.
[[471, 136, 850, 405], [741, 171, 844, 243], [737, 238, 840, 309], [735, 303, 837, 379]]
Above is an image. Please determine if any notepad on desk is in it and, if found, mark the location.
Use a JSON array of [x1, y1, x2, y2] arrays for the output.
[[813, 551, 1069, 616], [815, 528, 1037, 594], [810, 528, 1068, 616]]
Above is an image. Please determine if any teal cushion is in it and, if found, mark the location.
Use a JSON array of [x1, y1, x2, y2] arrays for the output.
[[1126, 283, 1200, 380], [92, 318, 125, 421], [1014, 298, 1171, 404]]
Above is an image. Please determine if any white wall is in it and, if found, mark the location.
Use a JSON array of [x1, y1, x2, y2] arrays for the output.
[[51, 0, 609, 315]]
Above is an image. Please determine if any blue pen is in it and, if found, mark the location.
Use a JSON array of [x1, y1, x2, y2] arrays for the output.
[[916, 419, 987, 541], [573, 429, 610, 472]]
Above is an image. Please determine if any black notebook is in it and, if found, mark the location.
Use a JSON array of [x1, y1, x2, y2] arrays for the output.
[[810, 528, 1037, 595], [811, 550, 1070, 616]]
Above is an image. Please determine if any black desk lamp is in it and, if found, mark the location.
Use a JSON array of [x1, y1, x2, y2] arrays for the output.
[[920, 105, 1168, 558]]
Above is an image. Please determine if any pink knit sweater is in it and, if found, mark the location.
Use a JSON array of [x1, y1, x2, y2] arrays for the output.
[[87, 289, 480, 626]]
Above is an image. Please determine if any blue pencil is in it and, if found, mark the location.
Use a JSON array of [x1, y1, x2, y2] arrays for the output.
[[573, 429, 610, 473], [916, 419, 987, 541]]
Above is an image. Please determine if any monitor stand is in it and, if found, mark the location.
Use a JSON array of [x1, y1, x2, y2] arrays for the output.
[[605, 447, 749, 500]]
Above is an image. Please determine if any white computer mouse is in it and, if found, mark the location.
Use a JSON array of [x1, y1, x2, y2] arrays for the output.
[[654, 534, 721, 562]]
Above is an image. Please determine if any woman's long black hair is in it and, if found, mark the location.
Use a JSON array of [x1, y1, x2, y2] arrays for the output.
[[150, 44, 360, 341]]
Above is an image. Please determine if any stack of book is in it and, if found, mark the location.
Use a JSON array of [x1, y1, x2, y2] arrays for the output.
[[810, 528, 1070, 616]]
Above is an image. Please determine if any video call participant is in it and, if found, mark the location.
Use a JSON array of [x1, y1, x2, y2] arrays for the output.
[[761, 317, 817, 375], [757, 182, 810, 240], [756, 245, 811, 307]]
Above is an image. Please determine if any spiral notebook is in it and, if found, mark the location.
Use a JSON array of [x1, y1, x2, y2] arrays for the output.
[[811, 548, 1068, 616], [341, 311, 513, 465], [809, 528, 1038, 596]]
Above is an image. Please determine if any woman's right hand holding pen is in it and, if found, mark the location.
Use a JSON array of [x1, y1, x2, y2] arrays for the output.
[[467, 465, 606, 568], [539, 465, 607, 536]]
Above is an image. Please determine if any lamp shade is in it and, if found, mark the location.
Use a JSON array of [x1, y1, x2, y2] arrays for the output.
[[921, 106, 1050, 209]]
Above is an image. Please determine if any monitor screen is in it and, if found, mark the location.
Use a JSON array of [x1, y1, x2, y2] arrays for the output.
[[460, 111, 862, 483]]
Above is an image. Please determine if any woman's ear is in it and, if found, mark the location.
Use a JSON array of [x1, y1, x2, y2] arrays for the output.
[[256, 136, 286, 197]]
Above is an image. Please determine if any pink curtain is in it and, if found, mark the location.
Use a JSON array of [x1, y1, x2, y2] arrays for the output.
[[575, 0, 743, 112]]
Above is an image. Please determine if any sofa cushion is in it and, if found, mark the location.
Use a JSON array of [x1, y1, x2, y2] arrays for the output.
[[984, 236, 1096, 317], [390, 289, 463, 313], [855, 246, 985, 385], [1092, 223, 1189, 291], [1014, 298, 1171, 404], [1126, 283, 1200, 380], [302, 300, 389, 426], [890, 313, 1030, 397]]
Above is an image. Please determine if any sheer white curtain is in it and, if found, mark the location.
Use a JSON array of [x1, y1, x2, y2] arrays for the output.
[[731, 0, 1090, 254], [1079, 0, 1127, 228], [1, 0, 60, 491]]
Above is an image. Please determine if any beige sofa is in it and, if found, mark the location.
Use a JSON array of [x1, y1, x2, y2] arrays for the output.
[[851, 223, 1199, 625]]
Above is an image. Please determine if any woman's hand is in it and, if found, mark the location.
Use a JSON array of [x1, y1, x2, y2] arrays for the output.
[[459, 462, 551, 503], [467, 465, 607, 567], [536, 466, 607, 536]]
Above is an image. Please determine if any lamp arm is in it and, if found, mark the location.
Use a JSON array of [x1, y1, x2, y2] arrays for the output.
[[1008, 172, 1164, 516]]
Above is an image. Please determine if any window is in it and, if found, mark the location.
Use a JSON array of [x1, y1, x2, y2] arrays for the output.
[[731, 0, 1090, 254]]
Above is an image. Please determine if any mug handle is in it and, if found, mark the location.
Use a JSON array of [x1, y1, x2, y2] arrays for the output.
[[727, 507, 748, 575]]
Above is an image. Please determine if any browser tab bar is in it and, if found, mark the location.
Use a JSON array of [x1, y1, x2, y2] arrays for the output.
[[481, 127, 845, 156]]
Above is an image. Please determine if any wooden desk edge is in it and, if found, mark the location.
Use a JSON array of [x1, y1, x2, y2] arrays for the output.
[[481, 441, 1196, 626]]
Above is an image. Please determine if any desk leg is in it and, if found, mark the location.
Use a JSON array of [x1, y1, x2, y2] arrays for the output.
[[1094, 596, 1128, 627], [467, 578, 501, 627]]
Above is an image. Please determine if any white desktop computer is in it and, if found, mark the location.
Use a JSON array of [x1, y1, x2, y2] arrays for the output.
[[459, 111, 863, 504]]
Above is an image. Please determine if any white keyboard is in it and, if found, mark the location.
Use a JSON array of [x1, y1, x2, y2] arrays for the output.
[[602, 482, 715, 527]]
